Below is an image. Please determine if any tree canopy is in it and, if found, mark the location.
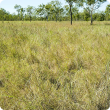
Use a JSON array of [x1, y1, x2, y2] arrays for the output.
[[0, 0, 109, 23], [78, 0, 107, 24]]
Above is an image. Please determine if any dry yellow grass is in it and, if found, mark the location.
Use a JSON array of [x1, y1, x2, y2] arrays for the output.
[[0, 21, 110, 110]]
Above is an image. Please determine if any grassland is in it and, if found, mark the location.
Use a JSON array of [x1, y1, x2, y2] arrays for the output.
[[0, 21, 110, 110]]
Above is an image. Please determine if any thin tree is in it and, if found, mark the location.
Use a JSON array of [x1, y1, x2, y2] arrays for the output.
[[26, 6, 34, 22], [36, 4, 45, 21], [66, 0, 77, 25], [45, 4, 52, 21], [105, 5, 110, 21], [20, 8, 25, 21], [78, 0, 107, 25], [50, 0, 62, 22], [14, 4, 21, 21]]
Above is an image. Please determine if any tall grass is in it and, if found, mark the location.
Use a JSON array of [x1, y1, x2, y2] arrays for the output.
[[0, 21, 110, 110]]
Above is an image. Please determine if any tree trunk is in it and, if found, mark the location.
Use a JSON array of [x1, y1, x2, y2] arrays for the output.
[[91, 12, 93, 25], [18, 12, 20, 21], [46, 16, 48, 22], [70, 5, 72, 25], [30, 16, 31, 22], [56, 14, 57, 22]]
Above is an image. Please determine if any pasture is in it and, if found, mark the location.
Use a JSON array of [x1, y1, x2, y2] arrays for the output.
[[0, 21, 110, 110]]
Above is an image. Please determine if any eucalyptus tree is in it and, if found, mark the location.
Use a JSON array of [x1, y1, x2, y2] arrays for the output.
[[72, 7, 79, 20], [64, 5, 78, 21], [14, 4, 21, 20], [26, 6, 34, 22], [59, 8, 64, 21], [50, 0, 62, 22], [83, 9, 90, 21], [66, 0, 77, 25], [36, 4, 45, 21], [105, 5, 110, 20], [0, 8, 7, 21], [45, 4, 52, 21], [12, 13, 18, 21], [96, 11, 105, 21], [20, 8, 25, 21], [78, 0, 107, 25], [54, 5, 60, 22], [49, 7, 55, 20], [63, 5, 70, 20]]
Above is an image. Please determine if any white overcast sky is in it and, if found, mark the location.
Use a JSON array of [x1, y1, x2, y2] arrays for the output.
[[0, 0, 110, 14]]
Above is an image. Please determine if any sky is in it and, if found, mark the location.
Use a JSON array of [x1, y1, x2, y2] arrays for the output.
[[0, 0, 110, 14]]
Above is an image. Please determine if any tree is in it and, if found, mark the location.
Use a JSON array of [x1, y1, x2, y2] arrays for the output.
[[26, 6, 34, 22], [59, 8, 64, 21], [105, 5, 110, 21], [75, 12, 79, 21], [45, 4, 52, 21], [50, 0, 62, 22], [63, 5, 78, 21], [36, 4, 45, 21], [12, 13, 18, 21], [14, 4, 21, 20], [66, 0, 77, 25], [63, 5, 70, 20], [71, 6, 79, 21], [96, 11, 105, 21], [20, 8, 25, 21], [0, 8, 7, 21], [78, 0, 107, 25], [83, 9, 90, 21]]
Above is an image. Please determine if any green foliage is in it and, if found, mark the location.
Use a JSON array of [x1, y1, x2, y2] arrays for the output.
[[66, 0, 77, 6], [105, 4, 110, 20], [26, 6, 34, 22], [0, 8, 11, 21], [0, 0, 109, 22], [49, 0, 63, 22], [14, 4, 21, 20], [83, 9, 90, 21], [97, 11, 105, 21], [65, 0, 78, 25], [79, 0, 107, 5], [35, 4, 45, 21], [78, 0, 107, 24], [87, 0, 96, 5]]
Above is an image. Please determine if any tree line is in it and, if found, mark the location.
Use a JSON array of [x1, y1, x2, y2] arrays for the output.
[[0, 0, 110, 24]]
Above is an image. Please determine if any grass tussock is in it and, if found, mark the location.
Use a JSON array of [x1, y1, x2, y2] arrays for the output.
[[0, 21, 110, 110]]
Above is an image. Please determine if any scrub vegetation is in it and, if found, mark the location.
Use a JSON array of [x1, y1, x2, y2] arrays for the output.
[[0, 21, 110, 110]]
